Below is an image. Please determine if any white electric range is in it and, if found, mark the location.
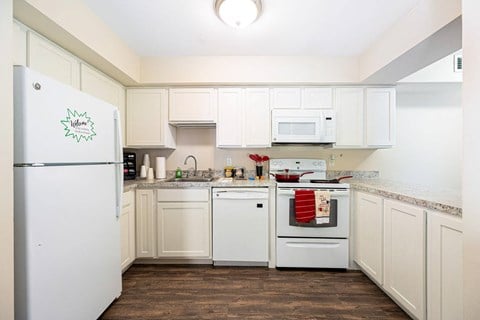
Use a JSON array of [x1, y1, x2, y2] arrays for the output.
[[270, 159, 351, 269]]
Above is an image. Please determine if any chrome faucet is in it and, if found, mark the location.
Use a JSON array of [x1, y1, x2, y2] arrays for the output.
[[184, 155, 197, 177]]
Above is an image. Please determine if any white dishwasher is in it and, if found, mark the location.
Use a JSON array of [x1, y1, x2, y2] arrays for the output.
[[212, 188, 269, 266]]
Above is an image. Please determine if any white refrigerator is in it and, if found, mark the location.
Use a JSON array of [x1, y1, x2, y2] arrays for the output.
[[13, 66, 123, 320]]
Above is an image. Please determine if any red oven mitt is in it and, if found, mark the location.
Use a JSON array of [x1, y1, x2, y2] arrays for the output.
[[294, 190, 315, 223]]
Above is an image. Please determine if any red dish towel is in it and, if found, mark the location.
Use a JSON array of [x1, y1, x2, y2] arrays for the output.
[[294, 190, 316, 223]]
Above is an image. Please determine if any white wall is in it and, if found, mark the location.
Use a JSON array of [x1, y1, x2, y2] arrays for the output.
[[399, 50, 463, 83], [14, 0, 141, 84], [0, 0, 15, 318], [354, 83, 462, 189], [359, 0, 461, 82], [141, 56, 359, 84], [462, 0, 480, 318], [135, 83, 462, 190]]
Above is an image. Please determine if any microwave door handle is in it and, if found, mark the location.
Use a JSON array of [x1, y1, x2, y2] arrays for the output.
[[318, 113, 325, 136]]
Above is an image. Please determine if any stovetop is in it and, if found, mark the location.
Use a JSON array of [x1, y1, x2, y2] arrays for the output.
[[270, 158, 350, 189], [276, 181, 350, 189]]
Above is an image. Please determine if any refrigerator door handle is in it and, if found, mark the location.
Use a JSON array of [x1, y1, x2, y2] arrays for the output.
[[114, 110, 123, 218], [115, 163, 122, 219], [113, 109, 123, 163]]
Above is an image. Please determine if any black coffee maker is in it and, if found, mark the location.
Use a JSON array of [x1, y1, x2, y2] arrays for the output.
[[123, 152, 136, 180]]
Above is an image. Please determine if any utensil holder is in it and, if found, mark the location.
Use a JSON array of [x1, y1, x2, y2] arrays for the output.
[[255, 165, 263, 178]]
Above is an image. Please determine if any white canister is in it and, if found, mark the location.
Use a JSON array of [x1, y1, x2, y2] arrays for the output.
[[143, 154, 150, 170], [140, 165, 147, 178], [147, 167, 155, 180]]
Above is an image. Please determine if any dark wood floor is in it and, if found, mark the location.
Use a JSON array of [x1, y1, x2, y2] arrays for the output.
[[100, 265, 410, 320]]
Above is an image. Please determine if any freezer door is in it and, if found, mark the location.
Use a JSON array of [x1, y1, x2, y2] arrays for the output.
[[14, 66, 120, 164], [14, 165, 121, 320]]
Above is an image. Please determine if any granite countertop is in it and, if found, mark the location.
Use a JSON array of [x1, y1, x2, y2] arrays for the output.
[[347, 178, 462, 217], [124, 174, 462, 217], [123, 177, 275, 191]]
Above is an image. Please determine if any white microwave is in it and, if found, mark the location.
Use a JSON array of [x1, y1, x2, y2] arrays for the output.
[[271, 109, 336, 144]]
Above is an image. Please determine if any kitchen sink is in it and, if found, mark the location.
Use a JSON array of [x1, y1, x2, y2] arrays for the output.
[[165, 177, 216, 182]]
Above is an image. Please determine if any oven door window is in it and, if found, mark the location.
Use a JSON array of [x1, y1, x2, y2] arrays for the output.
[[289, 198, 338, 227]]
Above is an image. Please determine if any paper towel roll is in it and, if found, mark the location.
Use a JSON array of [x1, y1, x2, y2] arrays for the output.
[[156, 157, 166, 179]]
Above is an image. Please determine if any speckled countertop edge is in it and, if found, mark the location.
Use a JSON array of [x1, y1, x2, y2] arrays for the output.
[[123, 178, 275, 191], [348, 179, 462, 217]]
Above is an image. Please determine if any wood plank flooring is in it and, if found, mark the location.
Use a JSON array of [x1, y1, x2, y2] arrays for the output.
[[100, 265, 410, 320]]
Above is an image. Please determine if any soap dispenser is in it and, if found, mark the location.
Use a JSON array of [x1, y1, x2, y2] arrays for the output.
[[175, 167, 183, 178]]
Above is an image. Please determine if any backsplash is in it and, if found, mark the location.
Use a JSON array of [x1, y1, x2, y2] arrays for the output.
[[140, 169, 380, 180], [327, 171, 379, 179]]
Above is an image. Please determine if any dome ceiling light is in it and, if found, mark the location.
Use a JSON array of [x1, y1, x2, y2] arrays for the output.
[[215, 0, 262, 28]]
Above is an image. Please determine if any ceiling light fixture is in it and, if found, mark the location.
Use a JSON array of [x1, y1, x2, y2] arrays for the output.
[[215, 0, 262, 28]]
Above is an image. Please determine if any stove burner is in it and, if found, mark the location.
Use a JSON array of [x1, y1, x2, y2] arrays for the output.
[[310, 179, 339, 184], [309, 176, 353, 184]]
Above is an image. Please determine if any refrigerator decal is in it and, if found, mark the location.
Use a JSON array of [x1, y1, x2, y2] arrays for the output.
[[60, 108, 96, 142]]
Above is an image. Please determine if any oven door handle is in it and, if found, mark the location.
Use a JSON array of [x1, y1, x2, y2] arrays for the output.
[[278, 189, 297, 196]]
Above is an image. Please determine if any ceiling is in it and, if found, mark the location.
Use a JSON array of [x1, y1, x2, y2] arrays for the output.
[[82, 0, 421, 57]]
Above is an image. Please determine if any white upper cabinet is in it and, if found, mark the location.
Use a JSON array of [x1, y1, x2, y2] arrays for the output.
[[13, 21, 27, 66], [384, 199, 426, 320], [333, 87, 395, 149], [271, 87, 333, 109], [28, 32, 80, 89], [217, 88, 243, 147], [169, 88, 217, 124], [334, 88, 365, 148], [126, 89, 176, 148], [217, 88, 270, 148], [302, 88, 333, 109], [80, 64, 126, 146], [366, 88, 396, 147], [244, 88, 271, 147], [271, 88, 302, 109]]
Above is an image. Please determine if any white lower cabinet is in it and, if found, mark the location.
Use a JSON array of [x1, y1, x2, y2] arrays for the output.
[[156, 202, 210, 258], [120, 190, 135, 272], [427, 211, 463, 320], [383, 199, 426, 320], [135, 188, 211, 260], [352, 192, 462, 320], [353, 191, 383, 285], [135, 189, 156, 258], [156, 189, 211, 258]]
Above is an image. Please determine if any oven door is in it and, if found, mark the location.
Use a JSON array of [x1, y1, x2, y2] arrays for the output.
[[276, 187, 350, 238]]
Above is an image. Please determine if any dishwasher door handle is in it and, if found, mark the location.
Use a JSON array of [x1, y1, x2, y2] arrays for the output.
[[213, 190, 269, 200], [214, 194, 269, 200]]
